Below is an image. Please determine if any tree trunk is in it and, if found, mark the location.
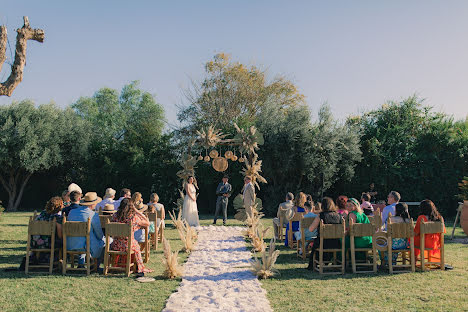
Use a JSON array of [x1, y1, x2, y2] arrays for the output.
[[0, 16, 45, 96], [0, 170, 32, 212]]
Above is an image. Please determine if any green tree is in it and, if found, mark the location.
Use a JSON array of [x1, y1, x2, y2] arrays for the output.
[[0, 100, 89, 211]]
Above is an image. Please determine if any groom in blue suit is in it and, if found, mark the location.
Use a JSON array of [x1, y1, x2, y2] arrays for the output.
[[213, 175, 232, 225]]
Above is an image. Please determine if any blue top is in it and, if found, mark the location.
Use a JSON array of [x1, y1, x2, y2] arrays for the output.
[[382, 203, 396, 230], [66, 206, 105, 259], [62, 203, 81, 217], [216, 182, 232, 198], [285, 206, 305, 247]]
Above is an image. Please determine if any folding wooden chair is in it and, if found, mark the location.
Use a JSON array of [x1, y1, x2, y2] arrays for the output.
[[99, 215, 112, 231], [138, 225, 150, 263], [277, 209, 287, 242], [62, 217, 97, 275], [103, 222, 135, 277], [25, 217, 59, 274], [387, 218, 415, 274], [416, 220, 445, 271], [312, 220, 346, 274], [146, 211, 163, 250], [372, 209, 382, 230], [297, 217, 316, 261], [287, 212, 304, 249], [349, 218, 377, 273]]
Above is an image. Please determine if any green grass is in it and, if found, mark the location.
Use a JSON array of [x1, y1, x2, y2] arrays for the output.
[[1, 213, 467, 311]]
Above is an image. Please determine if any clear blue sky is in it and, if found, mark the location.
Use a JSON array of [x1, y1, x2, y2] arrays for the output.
[[1, 1, 467, 128]]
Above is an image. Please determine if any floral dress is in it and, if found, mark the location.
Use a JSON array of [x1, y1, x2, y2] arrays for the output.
[[110, 213, 146, 273], [31, 211, 63, 249]]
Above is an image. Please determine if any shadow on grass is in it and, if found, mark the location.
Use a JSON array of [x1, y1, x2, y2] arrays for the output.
[[0, 224, 27, 227]]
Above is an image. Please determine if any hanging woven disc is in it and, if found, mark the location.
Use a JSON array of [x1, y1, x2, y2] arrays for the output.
[[197, 155, 203, 161], [231, 155, 238, 161], [239, 156, 245, 163], [209, 150, 219, 158], [224, 150, 233, 159], [204, 155, 211, 162], [212, 157, 228, 172]]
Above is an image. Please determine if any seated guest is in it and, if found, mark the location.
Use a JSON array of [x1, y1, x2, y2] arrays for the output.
[[345, 198, 372, 260], [32, 196, 64, 251], [382, 191, 400, 230], [294, 201, 318, 249], [147, 193, 166, 229], [61, 191, 82, 217], [307, 197, 343, 270], [272, 192, 294, 240], [111, 198, 152, 273], [132, 192, 148, 212], [285, 192, 307, 247], [379, 202, 411, 264], [113, 188, 131, 210], [67, 192, 105, 266], [360, 193, 374, 216], [68, 183, 82, 195], [336, 195, 348, 216], [414, 199, 445, 264], [62, 190, 71, 208], [96, 188, 116, 212]]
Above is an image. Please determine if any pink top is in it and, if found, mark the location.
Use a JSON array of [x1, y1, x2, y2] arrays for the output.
[[337, 209, 348, 215], [361, 201, 373, 210]]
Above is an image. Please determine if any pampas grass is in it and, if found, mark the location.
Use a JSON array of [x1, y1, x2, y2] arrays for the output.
[[168, 209, 196, 253], [251, 225, 269, 252], [250, 238, 280, 279], [162, 237, 183, 279]]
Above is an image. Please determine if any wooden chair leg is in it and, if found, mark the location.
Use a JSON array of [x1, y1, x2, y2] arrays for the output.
[[351, 236, 356, 273], [388, 238, 393, 274]]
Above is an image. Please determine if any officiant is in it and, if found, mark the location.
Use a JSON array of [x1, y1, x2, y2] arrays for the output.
[[213, 174, 232, 225]]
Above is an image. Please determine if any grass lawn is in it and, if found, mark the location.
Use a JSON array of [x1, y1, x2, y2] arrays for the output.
[[1, 212, 467, 311]]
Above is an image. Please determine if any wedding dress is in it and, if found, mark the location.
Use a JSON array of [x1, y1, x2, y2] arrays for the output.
[[182, 183, 200, 227]]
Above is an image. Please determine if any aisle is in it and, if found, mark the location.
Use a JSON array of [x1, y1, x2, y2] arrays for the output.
[[163, 225, 273, 312]]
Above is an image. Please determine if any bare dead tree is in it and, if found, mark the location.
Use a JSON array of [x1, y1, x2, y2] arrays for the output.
[[0, 16, 44, 96]]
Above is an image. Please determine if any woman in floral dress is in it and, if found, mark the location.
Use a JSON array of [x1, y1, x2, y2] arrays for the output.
[[110, 198, 152, 273]]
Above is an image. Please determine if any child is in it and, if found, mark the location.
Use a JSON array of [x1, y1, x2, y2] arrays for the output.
[[360, 193, 374, 216]]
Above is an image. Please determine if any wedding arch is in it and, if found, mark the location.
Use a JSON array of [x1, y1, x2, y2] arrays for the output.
[[176, 123, 267, 219]]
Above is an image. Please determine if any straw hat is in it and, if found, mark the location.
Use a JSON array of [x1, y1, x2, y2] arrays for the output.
[[102, 204, 115, 214], [81, 192, 102, 206], [104, 188, 116, 199], [135, 200, 148, 211], [68, 183, 82, 194]]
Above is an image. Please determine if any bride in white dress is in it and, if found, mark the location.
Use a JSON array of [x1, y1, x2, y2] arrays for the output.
[[182, 176, 200, 227]]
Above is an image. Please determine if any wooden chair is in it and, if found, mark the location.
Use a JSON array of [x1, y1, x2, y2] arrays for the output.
[[146, 211, 164, 250], [416, 220, 445, 271], [103, 222, 135, 277], [277, 210, 287, 242], [297, 217, 316, 261], [99, 215, 112, 230], [386, 218, 415, 273], [138, 225, 150, 263], [349, 218, 377, 273], [312, 220, 346, 274], [25, 217, 59, 274], [371, 209, 382, 230], [287, 212, 304, 249], [62, 217, 97, 275]]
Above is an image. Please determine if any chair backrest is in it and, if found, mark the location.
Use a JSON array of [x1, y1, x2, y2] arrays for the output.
[[99, 215, 112, 227], [320, 220, 345, 239], [146, 212, 157, 223], [300, 217, 315, 229], [28, 217, 55, 236], [290, 212, 304, 222], [105, 222, 132, 238], [387, 220, 414, 238], [63, 217, 91, 237], [349, 219, 374, 237], [420, 220, 444, 234]]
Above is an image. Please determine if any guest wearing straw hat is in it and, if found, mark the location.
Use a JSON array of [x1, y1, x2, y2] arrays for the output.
[[67, 192, 105, 266], [101, 204, 116, 215], [96, 188, 116, 212]]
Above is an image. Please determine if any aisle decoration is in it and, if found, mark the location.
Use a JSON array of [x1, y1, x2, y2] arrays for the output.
[[250, 238, 280, 279], [162, 237, 183, 279]]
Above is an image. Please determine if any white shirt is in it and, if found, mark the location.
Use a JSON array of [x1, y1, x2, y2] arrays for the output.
[[96, 197, 115, 211], [113, 197, 126, 210]]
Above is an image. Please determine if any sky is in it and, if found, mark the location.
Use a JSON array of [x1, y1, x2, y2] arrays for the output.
[[1, 1, 467, 129]]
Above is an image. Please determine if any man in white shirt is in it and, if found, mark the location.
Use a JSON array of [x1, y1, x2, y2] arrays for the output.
[[272, 192, 294, 240], [113, 188, 131, 210], [95, 188, 116, 212], [382, 191, 400, 230]]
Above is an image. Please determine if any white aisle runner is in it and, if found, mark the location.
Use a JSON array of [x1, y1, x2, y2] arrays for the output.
[[163, 226, 273, 312]]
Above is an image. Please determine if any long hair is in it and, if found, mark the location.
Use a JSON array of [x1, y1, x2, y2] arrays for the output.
[[419, 199, 442, 222], [322, 197, 337, 212], [395, 202, 410, 222], [45, 197, 63, 215], [294, 192, 307, 208], [115, 198, 135, 222]]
